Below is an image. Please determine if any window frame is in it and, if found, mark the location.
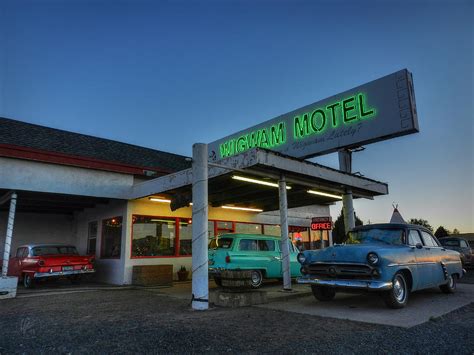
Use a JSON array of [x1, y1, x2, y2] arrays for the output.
[[408, 229, 423, 246], [100, 216, 123, 259], [87, 221, 98, 255], [420, 230, 440, 247]]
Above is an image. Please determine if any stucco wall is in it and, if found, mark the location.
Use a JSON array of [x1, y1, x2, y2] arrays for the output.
[[74, 200, 128, 285], [0, 212, 74, 257]]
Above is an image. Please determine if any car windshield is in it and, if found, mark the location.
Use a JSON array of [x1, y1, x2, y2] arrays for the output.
[[346, 228, 404, 245], [439, 239, 460, 247], [209, 238, 233, 249], [32, 246, 79, 256]]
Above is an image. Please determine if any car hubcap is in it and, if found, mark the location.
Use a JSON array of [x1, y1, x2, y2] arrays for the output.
[[448, 276, 454, 288], [251, 272, 261, 285], [394, 277, 405, 302]]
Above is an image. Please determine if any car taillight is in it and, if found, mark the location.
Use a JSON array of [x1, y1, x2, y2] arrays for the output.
[[38, 260, 45, 266], [225, 255, 231, 263]]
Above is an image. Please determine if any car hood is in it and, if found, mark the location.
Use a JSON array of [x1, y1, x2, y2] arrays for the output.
[[305, 243, 398, 264]]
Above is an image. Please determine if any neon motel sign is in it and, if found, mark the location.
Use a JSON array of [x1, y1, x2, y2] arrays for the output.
[[219, 93, 375, 159], [209, 69, 418, 161]]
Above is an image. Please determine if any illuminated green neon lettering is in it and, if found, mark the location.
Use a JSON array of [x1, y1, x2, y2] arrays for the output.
[[358, 93, 375, 118], [219, 140, 235, 158], [219, 122, 286, 158], [270, 122, 286, 145], [259, 129, 269, 147], [294, 113, 311, 139], [310, 109, 326, 132], [236, 136, 247, 152], [246, 130, 260, 149], [326, 102, 340, 127], [342, 96, 357, 123]]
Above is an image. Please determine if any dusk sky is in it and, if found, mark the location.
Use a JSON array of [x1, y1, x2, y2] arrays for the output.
[[1, 0, 472, 231]]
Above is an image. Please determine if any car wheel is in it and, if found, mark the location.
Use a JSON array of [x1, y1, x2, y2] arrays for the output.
[[311, 285, 336, 301], [213, 276, 222, 287], [440, 274, 456, 294], [23, 273, 35, 289], [250, 270, 263, 288], [383, 272, 409, 309]]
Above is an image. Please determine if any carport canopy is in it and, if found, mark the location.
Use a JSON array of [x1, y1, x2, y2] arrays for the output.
[[131, 148, 388, 211]]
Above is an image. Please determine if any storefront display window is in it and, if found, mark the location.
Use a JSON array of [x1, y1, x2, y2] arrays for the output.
[[179, 220, 192, 255], [235, 222, 262, 234], [263, 224, 281, 236], [132, 216, 175, 257], [101, 217, 122, 259]]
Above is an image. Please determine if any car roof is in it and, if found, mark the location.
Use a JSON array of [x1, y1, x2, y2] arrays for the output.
[[439, 237, 468, 241], [351, 223, 433, 233], [217, 233, 282, 240]]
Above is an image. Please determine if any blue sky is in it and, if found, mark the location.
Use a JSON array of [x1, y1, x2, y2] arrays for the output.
[[1, 0, 472, 231]]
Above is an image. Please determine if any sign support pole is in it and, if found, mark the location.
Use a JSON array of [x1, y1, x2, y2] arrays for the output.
[[339, 150, 355, 234], [2, 192, 17, 277], [191, 144, 209, 310], [278, 174, 292, 291]]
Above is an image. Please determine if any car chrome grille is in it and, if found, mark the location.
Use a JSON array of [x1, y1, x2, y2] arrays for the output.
[[306, 263, 373, 279]]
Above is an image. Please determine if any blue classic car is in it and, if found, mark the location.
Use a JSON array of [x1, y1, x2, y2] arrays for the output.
[[297, 223, 465, 308]]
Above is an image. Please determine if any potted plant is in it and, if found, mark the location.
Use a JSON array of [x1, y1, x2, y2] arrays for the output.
[[177, 266, 189, 281]]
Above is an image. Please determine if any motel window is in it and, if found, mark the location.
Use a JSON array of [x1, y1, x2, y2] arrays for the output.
[[87, 221, 98, 255], [101, 217, 122, 259], [132, 216, 176, 257], [179, 219, 192, 255], [235, 222, 262, 234]]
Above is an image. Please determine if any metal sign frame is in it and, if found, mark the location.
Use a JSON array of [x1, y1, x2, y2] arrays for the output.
[[209, 69, 418, 161]]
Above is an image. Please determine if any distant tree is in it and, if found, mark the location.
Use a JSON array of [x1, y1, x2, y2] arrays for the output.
[[434, 226, 450, 238], [407, 218, 433, 232], [332, 208, 363, 244], [452, 228, 460, 234]]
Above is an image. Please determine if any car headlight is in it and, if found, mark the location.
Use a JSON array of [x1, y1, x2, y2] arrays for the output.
[[367, 252, 379, 265], [297, 252, 306, 264]]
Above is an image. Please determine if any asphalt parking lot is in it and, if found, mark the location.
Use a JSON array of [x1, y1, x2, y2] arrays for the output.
[[1, 277, 473, 354]]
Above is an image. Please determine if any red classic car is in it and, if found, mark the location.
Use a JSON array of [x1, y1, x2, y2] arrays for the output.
[[5, 244, 95, 288]]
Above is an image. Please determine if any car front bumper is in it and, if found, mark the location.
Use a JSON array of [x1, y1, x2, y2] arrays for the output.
[[297, 276, 393, 290], [34, 269, 96, 279]]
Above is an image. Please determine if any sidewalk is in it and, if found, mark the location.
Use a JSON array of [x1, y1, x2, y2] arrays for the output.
[[142, 279, 313, 305]]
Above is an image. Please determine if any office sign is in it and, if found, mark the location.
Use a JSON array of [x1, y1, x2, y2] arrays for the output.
[[208, 69, 418, 161], [311, 217, 333, 231]]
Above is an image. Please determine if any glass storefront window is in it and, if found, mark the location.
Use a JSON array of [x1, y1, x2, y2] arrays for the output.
[[264, 224, 281, 236], [179, 220, 192, 255], [132, 216, 175, 257], [101, 217, 122, 258], [235, 222, 262, 234], [87, 221, 98, 255]]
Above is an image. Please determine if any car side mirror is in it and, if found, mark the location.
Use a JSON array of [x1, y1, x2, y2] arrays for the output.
[[416, 243, 423, 249]]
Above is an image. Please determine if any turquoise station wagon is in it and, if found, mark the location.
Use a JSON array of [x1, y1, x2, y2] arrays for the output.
[[208, 234, 302, 288]]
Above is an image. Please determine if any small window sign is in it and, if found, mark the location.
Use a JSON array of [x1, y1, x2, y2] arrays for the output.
[[311, 217, 332, 231]]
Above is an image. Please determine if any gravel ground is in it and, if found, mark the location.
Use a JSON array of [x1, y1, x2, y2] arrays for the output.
[[460, 268, 474, 284], [0, 289, 472, 355]]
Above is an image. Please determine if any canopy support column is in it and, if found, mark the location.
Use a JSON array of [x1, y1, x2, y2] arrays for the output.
[[339, 150, 355, 234], [278, 174, 292, 291], [191, 143, 209, 310], [2, 192, 17, 278]]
